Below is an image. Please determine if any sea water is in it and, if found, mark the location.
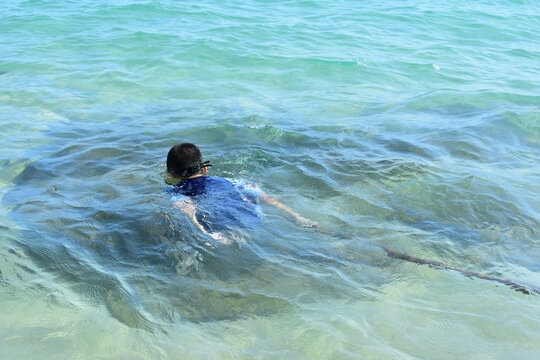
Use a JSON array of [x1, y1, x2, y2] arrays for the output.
[[1, 0, 539, 358]]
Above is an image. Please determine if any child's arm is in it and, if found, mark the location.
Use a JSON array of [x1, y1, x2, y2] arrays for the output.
[[173, 198, 227, 242], [260, 193, 318, 228], [173, 198, 205, 233]]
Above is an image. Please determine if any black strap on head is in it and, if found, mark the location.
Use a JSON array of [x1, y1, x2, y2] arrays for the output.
[[177, 160, 212, 177], [200, 160, 212, 169]]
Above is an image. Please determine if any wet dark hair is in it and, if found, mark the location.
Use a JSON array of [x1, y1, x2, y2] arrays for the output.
[[167, 143, 211, 178]]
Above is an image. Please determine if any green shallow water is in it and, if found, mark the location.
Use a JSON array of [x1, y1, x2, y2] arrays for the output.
[[1, 0, 539, 358]]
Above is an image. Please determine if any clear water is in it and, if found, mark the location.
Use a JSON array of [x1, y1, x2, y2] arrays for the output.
[[1, 0, 539, 358]]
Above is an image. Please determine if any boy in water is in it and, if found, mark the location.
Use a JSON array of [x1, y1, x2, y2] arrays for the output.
[[166, 143, 315, 243], [165, 146, 540, 295]]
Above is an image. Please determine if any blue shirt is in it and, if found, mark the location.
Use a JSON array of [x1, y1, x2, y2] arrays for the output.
[[168, 176, 263, 233]]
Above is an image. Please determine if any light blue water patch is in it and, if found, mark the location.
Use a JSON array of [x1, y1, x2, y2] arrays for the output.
[[1, 0, 540, 358]]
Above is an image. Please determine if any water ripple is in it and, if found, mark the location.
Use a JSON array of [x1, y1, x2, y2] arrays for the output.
[[1, 0, 539, 357]]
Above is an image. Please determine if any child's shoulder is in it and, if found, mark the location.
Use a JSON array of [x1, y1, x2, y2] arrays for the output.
[[204, 176, 263, 201], [228, 178, 263, 201], [168, 176, 262, 199]]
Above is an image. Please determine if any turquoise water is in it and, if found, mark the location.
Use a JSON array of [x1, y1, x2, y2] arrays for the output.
[[1, 0, 539, 358]]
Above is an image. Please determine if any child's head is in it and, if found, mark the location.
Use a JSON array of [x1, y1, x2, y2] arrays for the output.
[[167, 143, 209, 178]]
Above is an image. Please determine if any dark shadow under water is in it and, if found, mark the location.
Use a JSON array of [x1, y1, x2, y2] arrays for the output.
[[4, 119, 538, 332], [3, 151, 388, 330], [1, 130, 301, 327]]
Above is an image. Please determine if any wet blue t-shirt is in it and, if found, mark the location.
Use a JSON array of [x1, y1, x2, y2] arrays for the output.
[[168, 176, 263, 233]]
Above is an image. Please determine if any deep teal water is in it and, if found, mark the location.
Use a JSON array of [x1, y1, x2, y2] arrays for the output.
[[1, 0, 539, 358]]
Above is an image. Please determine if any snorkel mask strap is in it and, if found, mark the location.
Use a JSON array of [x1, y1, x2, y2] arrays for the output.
[[178, 160, 212, 177]]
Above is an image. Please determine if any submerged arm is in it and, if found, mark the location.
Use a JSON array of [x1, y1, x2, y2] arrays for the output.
[[173, 198, 226, 242], [173, 198, 206, 234], [260, 192, 318, 228]]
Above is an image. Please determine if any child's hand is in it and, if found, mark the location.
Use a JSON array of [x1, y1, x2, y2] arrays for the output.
[[260, 193, 318, 229], [296, 216, 318, 229]]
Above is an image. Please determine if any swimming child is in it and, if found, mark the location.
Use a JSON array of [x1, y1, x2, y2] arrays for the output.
[[165, 143, 540, 295], [166, 143, 316, 243]]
